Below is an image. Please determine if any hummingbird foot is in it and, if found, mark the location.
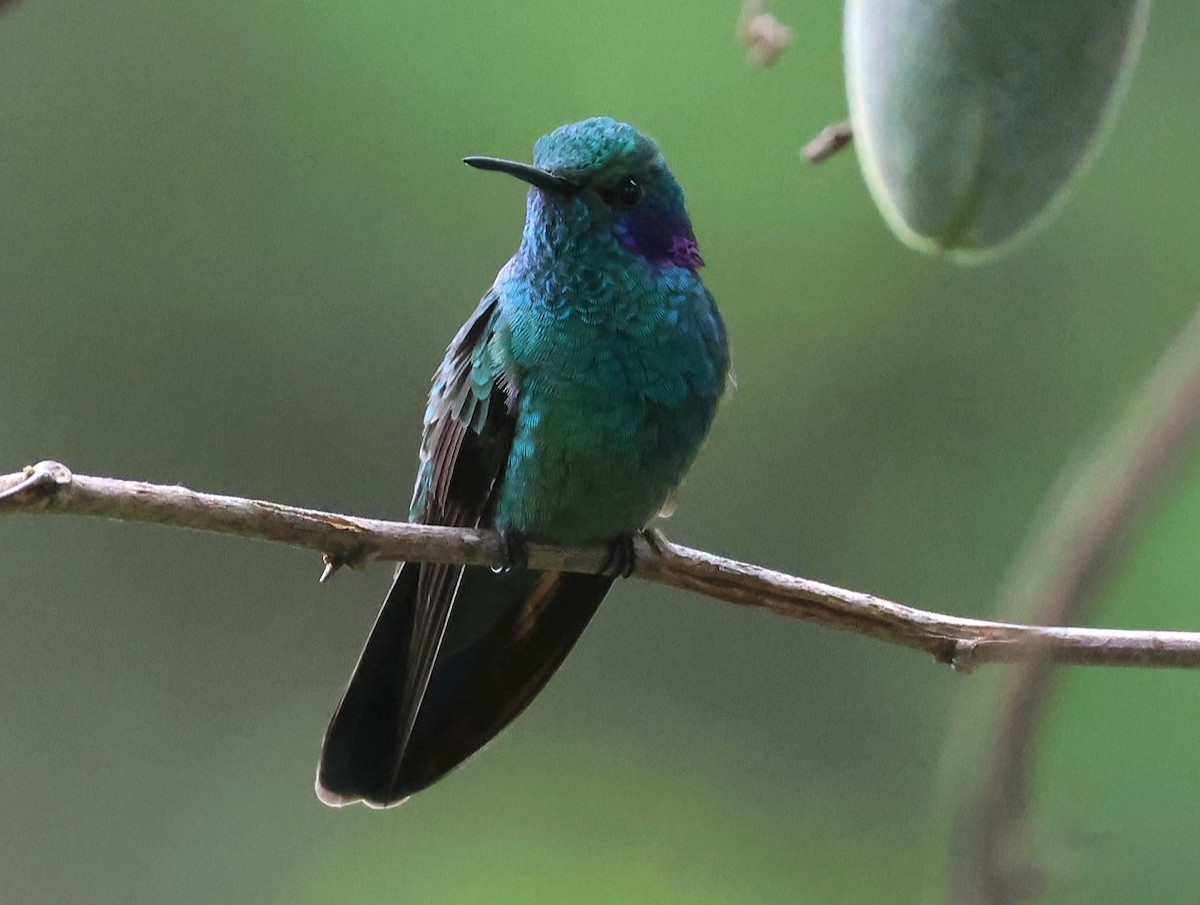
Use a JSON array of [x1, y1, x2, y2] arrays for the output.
[[641, 527, 671, 555], [493, 528, 530, 573], [601, 534, 638, 579]]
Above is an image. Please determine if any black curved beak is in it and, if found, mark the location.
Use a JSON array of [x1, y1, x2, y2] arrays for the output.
[[463, 156, 579, 193]]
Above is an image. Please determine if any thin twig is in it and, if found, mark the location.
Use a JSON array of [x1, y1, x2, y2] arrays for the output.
[[803, 119, 853, 163], [3, 461, 1200, 670], [940, 303, 1200, 905]]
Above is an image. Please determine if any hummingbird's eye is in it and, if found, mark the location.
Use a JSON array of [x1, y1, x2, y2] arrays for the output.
[[605, 177, 643, 208]]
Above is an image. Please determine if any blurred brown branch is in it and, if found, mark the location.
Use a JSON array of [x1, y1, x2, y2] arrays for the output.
[[4, 460, 1200, 670], [736, 0, 794, 67], [941, 303, 1200, 905]]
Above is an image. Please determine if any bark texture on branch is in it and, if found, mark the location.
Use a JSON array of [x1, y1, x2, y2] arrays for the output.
[[3, 460, 1200, 671]]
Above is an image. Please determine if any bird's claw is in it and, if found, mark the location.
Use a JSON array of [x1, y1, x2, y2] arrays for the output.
[[641, 527, 670, 555], [493, 528, 530, 573], [601, 534, 637, 579]]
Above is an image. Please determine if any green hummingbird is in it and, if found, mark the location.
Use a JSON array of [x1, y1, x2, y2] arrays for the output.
[[317, 117, 730, 807]]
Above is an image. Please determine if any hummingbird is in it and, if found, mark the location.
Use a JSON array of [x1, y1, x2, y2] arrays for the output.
[[316, 117, 730, 808]]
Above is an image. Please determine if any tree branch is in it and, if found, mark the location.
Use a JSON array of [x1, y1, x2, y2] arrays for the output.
[[3, 460, 1200, 670]]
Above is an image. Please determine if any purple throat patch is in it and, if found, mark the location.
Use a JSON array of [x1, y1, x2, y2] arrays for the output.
[[617, 208, 705, 269]]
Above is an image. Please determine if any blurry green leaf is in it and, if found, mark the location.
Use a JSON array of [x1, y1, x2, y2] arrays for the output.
[[844, 0, 1149, 260]]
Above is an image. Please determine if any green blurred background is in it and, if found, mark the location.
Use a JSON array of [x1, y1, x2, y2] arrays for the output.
[[1, 1, 1198, 902]]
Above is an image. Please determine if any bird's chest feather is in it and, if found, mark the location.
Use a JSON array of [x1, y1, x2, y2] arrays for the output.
[[492, 263, 725, 542]]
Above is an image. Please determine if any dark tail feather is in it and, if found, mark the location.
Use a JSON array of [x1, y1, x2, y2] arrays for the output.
[[316, 562, 421, 808], [316, 565, 611, 808]]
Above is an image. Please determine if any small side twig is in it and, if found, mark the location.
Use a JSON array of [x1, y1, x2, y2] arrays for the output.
[[803, 119, 853, 163], [4, 461, 1200, 671]]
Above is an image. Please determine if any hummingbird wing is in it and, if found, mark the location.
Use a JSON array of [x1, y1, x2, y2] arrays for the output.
[[318, 286, 614, 807], [397, 288, 517, 780], [317, 287, 517, 806]]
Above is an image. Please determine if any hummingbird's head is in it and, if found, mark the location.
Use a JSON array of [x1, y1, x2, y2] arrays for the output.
[[465, 117, 703, 270]]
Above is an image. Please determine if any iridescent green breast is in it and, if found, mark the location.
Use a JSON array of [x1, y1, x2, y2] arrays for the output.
[[490, 258, 728, 544]]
